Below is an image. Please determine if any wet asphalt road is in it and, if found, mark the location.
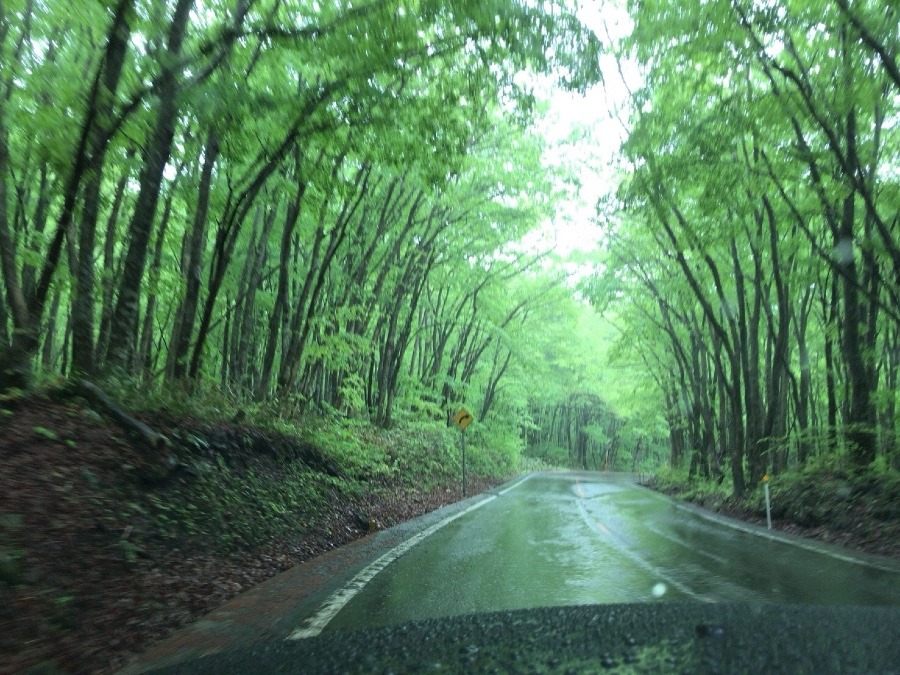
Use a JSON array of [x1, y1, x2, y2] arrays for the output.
[[316, 472, 899, 635], [143, 472, 900, 674]]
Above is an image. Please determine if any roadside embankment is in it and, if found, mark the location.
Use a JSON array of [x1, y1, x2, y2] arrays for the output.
[[1, 393, 507, 674], [647, 465, 900, 560]]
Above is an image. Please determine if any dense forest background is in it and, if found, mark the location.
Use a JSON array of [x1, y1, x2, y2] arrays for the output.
[[582, 0, 899, 493], [0, 0, 897, 488]]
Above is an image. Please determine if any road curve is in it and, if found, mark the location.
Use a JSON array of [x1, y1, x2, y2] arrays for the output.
[[302, 471, 899, 637], [125, 471, 900, 674]]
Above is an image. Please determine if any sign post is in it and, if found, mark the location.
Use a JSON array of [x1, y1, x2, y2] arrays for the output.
[[461, 429, 467, 497], [452, 408, 474, 496]]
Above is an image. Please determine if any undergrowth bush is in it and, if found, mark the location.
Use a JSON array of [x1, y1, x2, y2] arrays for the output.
[[517, 455, 564, 472], [754, 463, 900, 526], [373, 420, 460, 489], [303, 419, 391, 483], [465, 421, 522, 477], [524, 442, 570, 468], [148, 457, 331, 552], [650, 465, 732, 507], [650, 465, 690, 492]]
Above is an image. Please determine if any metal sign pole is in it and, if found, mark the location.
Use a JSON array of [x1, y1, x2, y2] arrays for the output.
[[451, 408, 473, 498], [461, 428, 467, 497]]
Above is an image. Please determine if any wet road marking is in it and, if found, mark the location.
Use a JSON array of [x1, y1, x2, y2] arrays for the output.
[[497, 474, 532, 495], [593, 520, 612, 536], [663, 497, 900, 573], [287, 495, 497, 640], [643, 523, 729, 565], [574, 478, 711, 602]]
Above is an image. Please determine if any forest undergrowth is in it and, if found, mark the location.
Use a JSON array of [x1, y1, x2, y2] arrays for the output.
[[0, 384, 510, 674]]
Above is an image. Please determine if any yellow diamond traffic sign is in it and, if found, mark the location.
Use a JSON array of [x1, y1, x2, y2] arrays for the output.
[[452, 408, 474, 430]]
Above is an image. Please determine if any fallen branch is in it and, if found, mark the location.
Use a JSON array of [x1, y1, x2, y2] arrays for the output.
[[70, 379, 170, 452]]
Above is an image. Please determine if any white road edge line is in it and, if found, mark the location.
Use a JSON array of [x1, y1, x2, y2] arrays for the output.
[[643, 522, 729, 565], [665, 497, 899, 573], [287, 494, 498, 640], [497, 474, 532, 495]]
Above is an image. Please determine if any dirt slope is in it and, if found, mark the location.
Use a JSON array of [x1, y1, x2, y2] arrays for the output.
[[0, 396, 499, 674]]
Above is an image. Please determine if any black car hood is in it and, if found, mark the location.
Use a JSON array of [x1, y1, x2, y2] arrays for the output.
[[145, 602, 899, 673]]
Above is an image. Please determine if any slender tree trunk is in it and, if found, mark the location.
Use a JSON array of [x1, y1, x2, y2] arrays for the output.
[[96, 160, 133, 362], [40, 288, 61, 370], [257, 169, 306, 398], [838, 191, 876, 467], [167, 130, 219, 382], [70, 0, 133, 375], [795, 287, 813, 465], [137, 182, 175, 374], [106, 0, 194, 371], [233, 204, 276, 390]]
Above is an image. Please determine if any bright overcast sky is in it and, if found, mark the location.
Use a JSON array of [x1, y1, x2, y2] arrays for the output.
[[519, 0, 640, 259]]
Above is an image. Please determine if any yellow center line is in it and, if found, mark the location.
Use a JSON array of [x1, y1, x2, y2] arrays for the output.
[[593, 520, 611, 536], [576, 478, 610, 536]]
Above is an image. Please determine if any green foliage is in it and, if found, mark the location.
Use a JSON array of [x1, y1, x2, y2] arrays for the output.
[[524, 442, 570, 467], [365, 420, 462, 489], [650, 465, 732, 507], [585, 0, 900, 489], [31, 426, 58, 441], [649, 465, 690, 493], [516, 454, 565, 473], [0, 0, 614, 480], [304, 421, 391, 484], [467, 421, 522, 477]]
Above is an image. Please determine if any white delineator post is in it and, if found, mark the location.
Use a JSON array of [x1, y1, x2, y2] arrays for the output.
[[763, 474, 772, 530]]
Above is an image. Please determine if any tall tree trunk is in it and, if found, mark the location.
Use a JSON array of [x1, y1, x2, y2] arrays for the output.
[[96, 159, 133, 362], [838, 190, 876, 467], [838, 36, 877, 468], [257, 170, 306, 399], [70, 0, 134, 375], [232, 203, 276, 391], [167, 130, 219, 382], [794, 287, 814, 465], [40, 288, 61, 370], [136, 181, 175, 375], [106, 0, 194, 371], [761, 196, 793, 474]]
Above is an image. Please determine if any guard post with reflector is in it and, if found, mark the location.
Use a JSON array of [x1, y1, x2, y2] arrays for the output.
[[762, 474, 772, 530]]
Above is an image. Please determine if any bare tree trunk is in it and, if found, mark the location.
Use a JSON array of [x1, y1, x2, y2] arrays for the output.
[[137, 181, 176, 375], [70, 0, 134, 376], [167, 130, 219, 382], [257, 169, 306, 398], [106, 0, 194, 371]]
